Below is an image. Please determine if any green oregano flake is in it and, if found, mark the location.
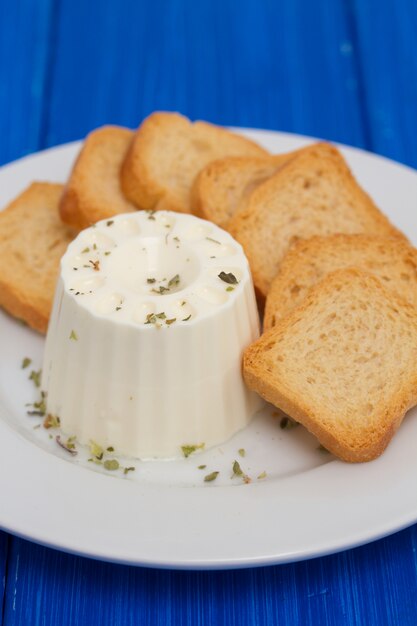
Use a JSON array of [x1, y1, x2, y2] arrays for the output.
[[198, 465, 207, 470], [88, 457, 102, 465], [29, 369, 42, 388], [204, 471, 219, 483], [66, 436, 77, 450], [89, 440, 104, 460], [238, 448, 246, 457], [280, 416, 298, 430], [21, 357, 32, 369], [232, 460, 243, 477], [43, 414, 60, 429], [226, 286, 234, 292], [168, 274, 180, 288], [181, 443, 205, 458], [151, 285, 170, 294], [165, 318, 176, 325], [218, 271, 238, 285], [81, 247, 90, 254], [147, 278, 156, 284], [257, 471, 267, 480], [206, 236, 221, 245], [106, 220, 114, 227], [145, 312, 167, 325], [231, 460, 251, 484], [182, 314, 192, 322], [123, 466, 135, 475], [69, 330, 78, 341], [146, 210, 156, 220], [104, 459, 119, 471], [106, 446, 114, 452], [56, 435, 77, 456], [27, 391, 47, 416]]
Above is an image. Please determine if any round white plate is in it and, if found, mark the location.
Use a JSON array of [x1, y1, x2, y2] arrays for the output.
[[1, 129, 417, 570]]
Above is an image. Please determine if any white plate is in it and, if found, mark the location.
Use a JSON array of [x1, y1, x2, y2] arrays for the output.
[[1, 129, 417, 570]]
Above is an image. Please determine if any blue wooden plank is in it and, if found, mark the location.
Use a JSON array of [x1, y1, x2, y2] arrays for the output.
[[3, 528, 417, 625], [350, 0, 417, 167], [1, 0, 417, 625], [0, 0, 56, 165], [44, 0, 365, 148], [0, 533, 9, 625]]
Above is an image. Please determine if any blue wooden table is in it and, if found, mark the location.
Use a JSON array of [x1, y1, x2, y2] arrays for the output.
[[1, 1, 417, 623]]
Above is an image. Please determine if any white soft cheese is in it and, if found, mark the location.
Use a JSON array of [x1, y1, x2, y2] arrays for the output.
[[42, 211, 262, 459]]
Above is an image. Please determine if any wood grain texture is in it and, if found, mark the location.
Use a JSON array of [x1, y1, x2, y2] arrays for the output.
[[350, 0, 417, 168], [3, 528, 417, 625], [0, 533, 9, 620], [42, 0, 365, 147], [0, 0, 417, 624], [0, 0, 56, 165]]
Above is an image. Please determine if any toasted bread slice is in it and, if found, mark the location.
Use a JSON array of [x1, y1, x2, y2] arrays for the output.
[[0, 183, 73, 333], [60, 126, 136, 230], [244, 269, 417, 462], [228, 143, 406, 300], [191, 154, 290, 228], [264, 234, 417, 329], [120, 112, 269, 214]]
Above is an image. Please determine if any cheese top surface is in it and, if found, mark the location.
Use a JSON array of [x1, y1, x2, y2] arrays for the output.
[[63, 210, 249, 327], [44, 210, 261, 459]]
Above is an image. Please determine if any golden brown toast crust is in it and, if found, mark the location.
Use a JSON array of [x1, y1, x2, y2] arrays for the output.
[[0, 182, 73, 333], [191, 154, 290, 228], [120, 111, 269, 214], [264, 234, 417, 329], [228, 143, 406, 299], [59, 125, 135, 230], [245, 269, 417, 462]]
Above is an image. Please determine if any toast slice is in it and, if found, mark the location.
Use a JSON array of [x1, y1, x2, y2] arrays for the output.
[[244, 268, 417, 462], [264, 234, 417, 329], [228, 143, 406, 300], [120, 112, 269, 214], [60, 126, 136, 230], [191, 154, 290, 228], [0, 182, 74, 333]]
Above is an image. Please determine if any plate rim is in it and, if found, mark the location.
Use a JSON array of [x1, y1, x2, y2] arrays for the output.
[[1, 128, 417, 570]]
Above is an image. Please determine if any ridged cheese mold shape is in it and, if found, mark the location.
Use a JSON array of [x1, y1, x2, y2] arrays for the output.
[[42, 211, 262, 459]]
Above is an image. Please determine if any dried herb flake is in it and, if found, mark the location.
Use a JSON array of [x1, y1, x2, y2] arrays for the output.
[[181, 443, 205, 458], [43, 414, 60, 429], [29, 369, 42, 388], [168, 274, 180, 288], [204, 471, 219, 483], [104, 459, 119, 471], [280, 416, 298, 430], [218, 271, 238, 285], [56, 435, 77, 456]]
